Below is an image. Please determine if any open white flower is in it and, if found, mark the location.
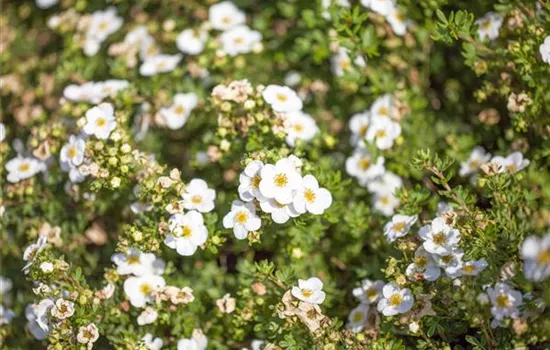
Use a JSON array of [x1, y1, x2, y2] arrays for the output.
[[475, 12, 503, 41], [434, 249, 464, 277], [352, 279, 384, 304], [6, 156, 45, 183], [160, 92, 199, 130], [142, 333, 163, 350], [406, 247, 441, 282], [259, 158, 302, 204], [291, 277, 326, 304], [491, 152, 530, 174], [346, 303, 370, 333], [137, 307, 158, 325], [418, 217, 461, 255], [140, 54, 182, 76], [259, 198, 300, 224], [84, 8, 123, 56], [386, 7, 409, 36], [220, 25, 262, 56], [372, 192, 400, 217], [345, 149, 385, 186], [540, 36, 550, 64], [262, 85, 303, 113], [25, 299, 54, 340], [284, 111, 319, 146], [383, 214, 418, 242], [209, 1, 246, 31], [360, 0, 395, 16], [487, 283, 523, 321], [377, 283, 414, 316], [370, 94, 395, 120], [292, 175, 332, 215], [182, 178, 216, 213], [76, 323, 100, 346], [50, 298, 75, 320], [349, 111, 370, 147], [124, 274, 166, 308], [366, 116, 401, 150], [223, 200, 261, 239], [459, 146, 491, 177], [165, 211, 208, 256], [521, 233, 550, 282], [60, 135, 86, 167], [111, 248, 165, 276], [177, 28, 208, 55], [23, 236, 48, 273], [331, 47, 366, 77], [446, 259, 488, 278], [83, 103, 117, 140], [238, 160, 266, 202]]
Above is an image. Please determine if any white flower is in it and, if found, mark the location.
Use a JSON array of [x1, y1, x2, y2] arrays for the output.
[[140, 54, 182, 76], [346, 303, 370, 333], [209, 1, 246, 31], [540, 36, 550, 64], [23, 236, 48, 273], [291, 277, 326, 304], [124, 275, 166, 308], [5, 156, 45, 183], [372, 192, 400, 216], [521, 233, 550, 281], [177, 28, 208, 55], [84, 8, 123, 56], [238, 160, 266, 202], [377, 283, 414, 316], [40, 262, 54, 273], [60, 135, 86, 167], [386, 7, 409, 36], [433, 249, 464, 277], [165, 211, 208, 256], [0, 123, 5, 142], [223, 200, 261, 239], [259, 158, 302, 204], [366, 116, 401, 150], [283, 111, 319, 146], [262, 85, 303, 113], [142, 333, 163, 350], [0, 276, 12, 295], [291, 175, 332, 215], [36, 0, 59, 9], [25, 299, 54, 340], [331, 47, 366, 77], [182, 179, 216, 213], [220, 25, 262, 56], [137, 307, 158, 325], [160, 92, 199, 130], [360, 0, 395, 16], [383, 214, 418, 242], [349, 111, 370, 147], [446, 259, 488, 277], [475, 12, 503, 41], [50, 298, 75, 320], [367, 171, 402, 195], [77, 323, 100, 345], [259, 198, 300, 224], [459, 146, 491, 177], [352, 279, 384, 304], [418, 217, 461, 255], [406, 247, 441, 282], [491, 152, 530, 174], [370, 94, 394, 120], [177, 329, 208, 350], [83, 103, 117, 140], [63, 80, 128, 104], [111, 248, 165, 276], [487, 283, 523, 321], [284, 71, 302, 86], [345, 149, 385, 186]]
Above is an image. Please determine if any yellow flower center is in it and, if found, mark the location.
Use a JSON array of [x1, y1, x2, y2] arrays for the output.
[[222, 16, 232, 24], [304, 189, 316, 203], [140, 283, 152, 295], [233, 37, 245, 45], [440, 255, 453, 264], [358, 158, 371, 170], [301, 289, 313, 298], [191, 195, 202, 204], [462, 264, 475, 274], [495, 294, 510, 308], [470, 160, 481, 169], [68, 146, 77, 159], [392, 222, 406, 232], [293, 123, 304, 133], [127, 255, 140, 265], [274, 173, 288, 187], [415, 256, 427, 268], [18, 163, 30, 172], [235, 211, 248, 224], [376, 129, 387, 138], [432, 232, 446, 245], [182, 226, 192, 237], [380, 196, 390, 205], [156, 62, 166, 71], [276, 93, 288, 102], [98, 21, 109, 31], [378, 107, 389, 116], [366, 288, 378, 299], [96, 117, 107, 127], [175, 105, 186, 115], [536, 249, 550, 265], [339, 59, 351, 70], [251, 175, 261, 188], [352, 311, 364, 322], [359, 125, 368, 136], [388, 293, 402, 306], [506, 164, 517, 173]]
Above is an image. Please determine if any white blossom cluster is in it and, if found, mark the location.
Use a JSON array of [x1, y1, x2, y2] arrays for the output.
[[223, 155, 332, 239], [460, 147, 530, 178], [63, 80, 129, 104]]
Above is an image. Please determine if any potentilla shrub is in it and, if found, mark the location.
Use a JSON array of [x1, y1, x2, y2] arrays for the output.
[[1, 0, 549, 349]]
